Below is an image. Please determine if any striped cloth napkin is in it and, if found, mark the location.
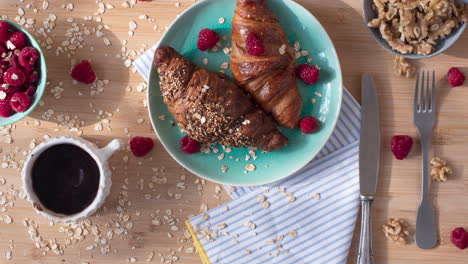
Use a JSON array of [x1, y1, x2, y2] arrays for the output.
[[134, 46, 361, 264]]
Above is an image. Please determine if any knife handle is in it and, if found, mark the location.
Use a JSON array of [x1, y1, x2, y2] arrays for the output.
[[357, 196, 374, 264]]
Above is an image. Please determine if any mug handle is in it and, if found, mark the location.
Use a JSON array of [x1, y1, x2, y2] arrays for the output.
[[98, 139, 123, 161]]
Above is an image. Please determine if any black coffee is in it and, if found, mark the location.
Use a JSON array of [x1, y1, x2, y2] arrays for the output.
[[31, 144, 100, 215]]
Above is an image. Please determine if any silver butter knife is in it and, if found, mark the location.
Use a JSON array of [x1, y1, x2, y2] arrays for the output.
[[357, 73, 381, 264]]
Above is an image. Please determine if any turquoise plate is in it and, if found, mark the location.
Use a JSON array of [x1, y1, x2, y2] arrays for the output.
[[148, 0, 342, 186]]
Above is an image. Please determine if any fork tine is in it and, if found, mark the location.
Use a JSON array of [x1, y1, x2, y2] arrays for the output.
[[414, 72, 420, 112], [425, 70, 430, 112], [420, 71, 425, 111], [431, 71, 435, 112]]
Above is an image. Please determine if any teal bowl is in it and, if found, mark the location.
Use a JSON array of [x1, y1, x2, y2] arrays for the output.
[[148, 0, 342, 186], [0, 19, 47, 126]]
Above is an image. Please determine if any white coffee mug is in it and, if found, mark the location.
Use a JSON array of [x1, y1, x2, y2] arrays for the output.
[[22, 136, 122, 223]]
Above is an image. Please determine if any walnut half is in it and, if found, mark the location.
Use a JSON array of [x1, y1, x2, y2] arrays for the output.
[[382, 218, 409, 245], [393, 56, 416, 78], [430, 157, 452, 182]]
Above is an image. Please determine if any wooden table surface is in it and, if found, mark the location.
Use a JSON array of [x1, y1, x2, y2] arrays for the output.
[[0, 0, 467, 263]]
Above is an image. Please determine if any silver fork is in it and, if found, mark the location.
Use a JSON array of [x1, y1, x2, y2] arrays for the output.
[[414, 71, 438, 249]]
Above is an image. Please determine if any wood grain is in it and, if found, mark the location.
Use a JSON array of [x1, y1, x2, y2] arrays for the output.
[[0, 0, 467, 263]]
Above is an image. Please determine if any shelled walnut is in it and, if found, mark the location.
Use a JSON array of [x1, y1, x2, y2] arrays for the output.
[[393, 56, 416, 77], [430, 157, 452, 182], [368, 0, 468, 55], [382, 218, 409, 245]]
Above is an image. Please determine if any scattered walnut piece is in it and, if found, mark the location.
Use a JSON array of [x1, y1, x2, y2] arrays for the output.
[[382, 218, 409, 245], [368, 0, 467, 55], [430, 157, 452, 182], [393, 56, 416, 78]]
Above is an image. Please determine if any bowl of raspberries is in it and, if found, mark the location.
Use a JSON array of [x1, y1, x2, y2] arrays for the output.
[[0, 19, 46, 126]]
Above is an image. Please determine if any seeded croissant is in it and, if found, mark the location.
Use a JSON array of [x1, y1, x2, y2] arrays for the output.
[[154, 46, 287, 152], [231, 0, 302, 128]]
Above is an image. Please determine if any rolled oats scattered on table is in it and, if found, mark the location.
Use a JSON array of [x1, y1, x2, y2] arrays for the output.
[[382, 218, 409, 244], [430, 157, 452, 182], [368, 0, 468, 55]]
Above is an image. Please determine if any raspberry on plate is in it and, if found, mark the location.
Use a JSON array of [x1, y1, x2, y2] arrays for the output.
[[71, 60, 96, 84], [391, 135, 413, 160], [0, 95, 13, 117], [0, 21, 9, 43], [451, 227, 468, 250], [300, 116, 319, 134], [246, 32, 265, 56], [18, 47, 39, 67], [297, 64, 320, 85], [197, 28, 219, 51], [7, 32, 27, 50], [448, 67, 465, 87], [3, 67, 26, 86], [180, 135, 200, 154], [129, 136, 154, 157], [10, 92, 31, 113]]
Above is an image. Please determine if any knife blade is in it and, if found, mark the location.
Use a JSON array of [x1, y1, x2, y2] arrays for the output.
[[359, 73, 381, 197], [357, 73, 380, 264]]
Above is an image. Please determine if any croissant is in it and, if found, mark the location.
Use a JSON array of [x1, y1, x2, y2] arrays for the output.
[[231, 0, 302, 128], [154, 46, 287, 152]]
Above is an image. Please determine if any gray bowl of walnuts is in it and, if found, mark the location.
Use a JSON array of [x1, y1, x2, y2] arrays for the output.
[[363, 0, 467, 59]]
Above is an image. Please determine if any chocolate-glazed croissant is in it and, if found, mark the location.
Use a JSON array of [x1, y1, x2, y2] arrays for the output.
[[154, 46, 287, 152], [231, 0, 302, 128]]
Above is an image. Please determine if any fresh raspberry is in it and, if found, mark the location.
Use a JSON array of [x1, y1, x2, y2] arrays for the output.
[[0, 46, 6, 59], [448, 67, 465, 87], [24, 83, 36, 96], [1, 84, 21, 97], [22, 64, 35, 74], [297, 64, 320, 85], [1, 57, 10, 69], [300, 116, 319, 134], [3, 67, 26, 86], [129, 136, 154, 157], [9, 54, 20, 69], [451, 227, 468, 250], [391, 135, 413, 160], [10, 92, 31, 113], [7, 32, 27, 50], [71, 60, 96, 84], [180, 135, 200, 154], [18, 47, 39, 67], [0, 21, 9, 43], [246, 32, 265, 56], [197, 28, 219, 51], [0, 95, 13, 117], [26, 70, 39, 83]]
